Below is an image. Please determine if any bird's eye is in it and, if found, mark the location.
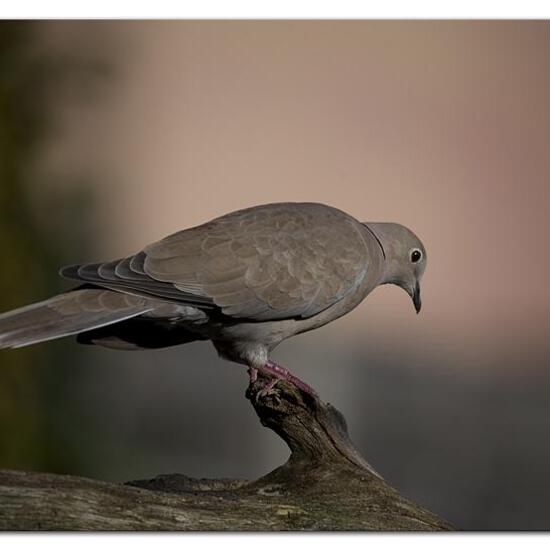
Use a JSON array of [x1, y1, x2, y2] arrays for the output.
[[410, 249, 422, 263]]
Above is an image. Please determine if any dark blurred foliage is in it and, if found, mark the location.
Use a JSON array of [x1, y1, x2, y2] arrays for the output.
[[0, 21, 108, 472]]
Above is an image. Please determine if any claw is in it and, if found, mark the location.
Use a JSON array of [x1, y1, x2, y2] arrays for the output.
[[248, 367, 258, 385], [264, 360, 318, 397], [254, 377, 280, 403], [247, 360, 317, 404]]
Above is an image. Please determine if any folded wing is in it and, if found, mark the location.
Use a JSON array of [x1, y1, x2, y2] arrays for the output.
[[62, 203, 371, 322]]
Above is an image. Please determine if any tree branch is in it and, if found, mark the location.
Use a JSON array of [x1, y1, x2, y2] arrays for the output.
[[0, 375, 454, 531]]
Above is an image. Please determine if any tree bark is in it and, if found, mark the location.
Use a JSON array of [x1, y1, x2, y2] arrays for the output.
[[0, 375, 454, 531]]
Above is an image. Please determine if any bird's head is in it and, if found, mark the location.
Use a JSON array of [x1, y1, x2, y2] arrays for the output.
[[363, 222, 427, 314]]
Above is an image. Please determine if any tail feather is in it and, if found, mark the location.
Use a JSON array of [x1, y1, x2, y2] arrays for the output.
[[0, 289, 154, 349]]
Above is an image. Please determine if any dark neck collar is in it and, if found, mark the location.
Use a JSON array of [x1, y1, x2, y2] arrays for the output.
[[363, 223, 386, 260]]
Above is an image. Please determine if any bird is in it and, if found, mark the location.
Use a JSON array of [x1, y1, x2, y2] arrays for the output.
[[0, 202, 426, 394]]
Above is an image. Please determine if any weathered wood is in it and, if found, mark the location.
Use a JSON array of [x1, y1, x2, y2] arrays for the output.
[[0, 375, 454, 531]]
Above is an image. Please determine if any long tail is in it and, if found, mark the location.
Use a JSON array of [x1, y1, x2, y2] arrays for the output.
[[0, 288, 154, 349]]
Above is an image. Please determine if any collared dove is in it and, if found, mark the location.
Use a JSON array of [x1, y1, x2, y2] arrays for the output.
[[0, 202, 426, 392]]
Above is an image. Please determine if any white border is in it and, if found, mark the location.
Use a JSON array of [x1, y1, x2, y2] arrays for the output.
[[1, 0, 550, 19], [1, 4, 550, 547], [2, 532, 550, 549]]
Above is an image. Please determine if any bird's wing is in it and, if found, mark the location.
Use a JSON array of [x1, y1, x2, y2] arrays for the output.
[[143, 202, 371, 321], [61, 203, 371, 321], [0, 288, 154, 349], [60, 254, 215, 308]]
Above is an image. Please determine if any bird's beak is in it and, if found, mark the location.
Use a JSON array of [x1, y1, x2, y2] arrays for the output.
[[410, 282, 421, 314]]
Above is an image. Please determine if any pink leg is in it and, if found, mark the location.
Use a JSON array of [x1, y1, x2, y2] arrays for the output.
[[260, 360, 318, 396]]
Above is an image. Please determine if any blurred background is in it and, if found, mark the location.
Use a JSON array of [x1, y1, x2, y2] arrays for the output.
[[0, 20, 549, 530]]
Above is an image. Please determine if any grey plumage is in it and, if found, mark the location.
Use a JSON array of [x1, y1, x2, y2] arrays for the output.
[[0, 202, 427, 373], [0, 289, 153, 349]]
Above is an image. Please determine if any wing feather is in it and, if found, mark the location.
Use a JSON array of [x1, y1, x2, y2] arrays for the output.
[[60, 203, 371, 321], [143, 202, 371, 320]]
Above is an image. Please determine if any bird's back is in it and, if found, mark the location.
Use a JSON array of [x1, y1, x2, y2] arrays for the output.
[[143, 202, 377, 321]]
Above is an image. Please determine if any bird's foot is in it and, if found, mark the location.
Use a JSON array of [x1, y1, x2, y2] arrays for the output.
[[247, 366, 280, 403], [261, 360, 318, 397], [248, 367, 279, 401], [253, 376, 281, 403], [263, 360, 318, 396], [247, 361, 317, 403], [248, 367, 258, 385]]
